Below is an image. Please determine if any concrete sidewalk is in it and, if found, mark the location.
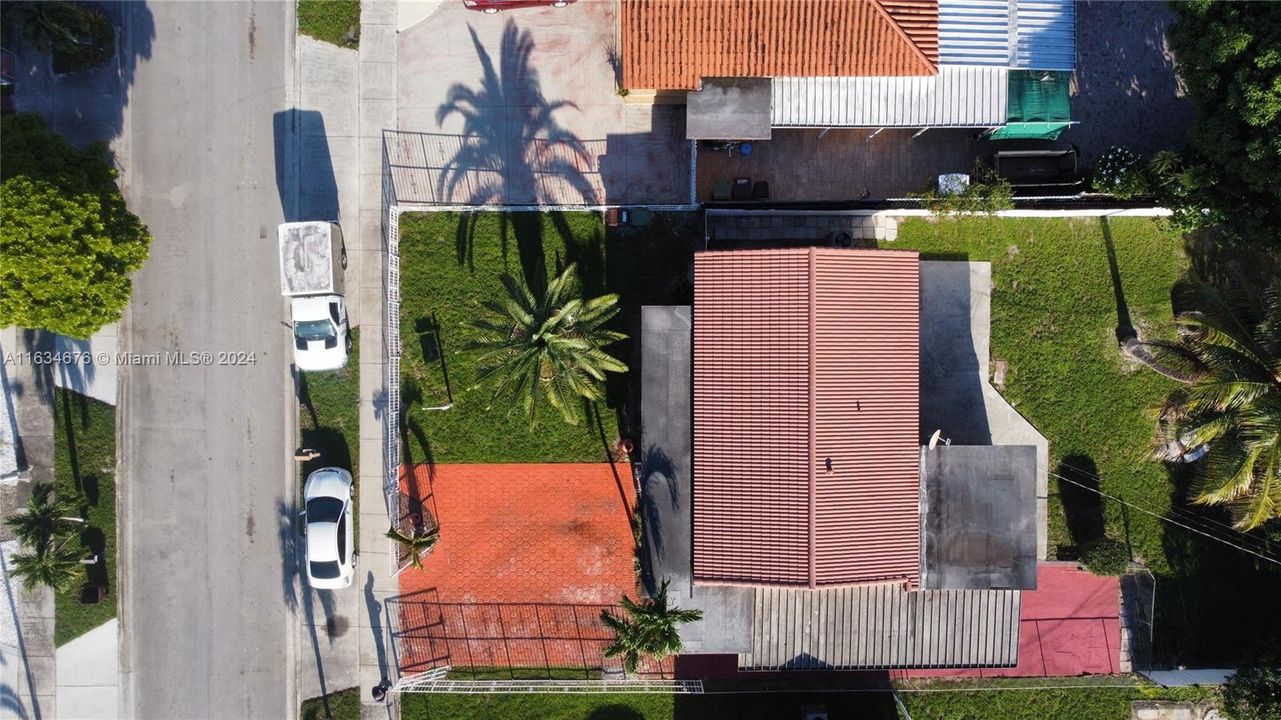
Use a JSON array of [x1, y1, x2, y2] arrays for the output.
[[0, 328, 59, 720], [55, 620, 118, 720], [355, 3, 401, 719], [291, 2, 400, 717]]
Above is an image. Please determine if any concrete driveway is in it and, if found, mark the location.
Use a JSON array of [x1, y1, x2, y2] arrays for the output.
[[392, 1, 690, 206]]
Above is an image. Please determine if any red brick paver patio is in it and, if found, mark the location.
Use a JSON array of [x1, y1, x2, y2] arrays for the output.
[[904, 563, 1122, 679], [393, 463, 665, 675]]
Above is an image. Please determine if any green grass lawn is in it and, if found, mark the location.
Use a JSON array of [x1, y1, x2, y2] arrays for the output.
[[51, 388, 117, 646], [900, 679, 1216, 720], [397, 211, 696, 464], [303, 680, 1214, 720], [299, 328, 360, 537], [890, 216, 1281, 664], [298, 0, 360, 48], [300, 328, 360, 480], [301, 687, 362, 720]]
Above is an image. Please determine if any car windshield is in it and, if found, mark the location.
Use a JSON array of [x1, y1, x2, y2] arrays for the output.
[[310, 560, 341, 580], [295, 319, 335, 341], [306, 497, 343, 524]]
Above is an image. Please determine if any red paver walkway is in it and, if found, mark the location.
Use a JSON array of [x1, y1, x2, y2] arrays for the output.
[[904, 563, 1122, 679], [395, 463, 660, 674]]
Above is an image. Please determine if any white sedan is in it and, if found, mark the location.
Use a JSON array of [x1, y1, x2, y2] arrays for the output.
[[303, 467, 355, 589]]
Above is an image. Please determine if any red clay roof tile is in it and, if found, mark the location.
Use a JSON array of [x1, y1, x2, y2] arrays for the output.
[[621, 0, 939, 91], [693, 248, 921, 588]]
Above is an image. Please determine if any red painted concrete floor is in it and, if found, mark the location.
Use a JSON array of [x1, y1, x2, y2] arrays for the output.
[[903, 562, 1122, 679], [393, 463, 672, 675]]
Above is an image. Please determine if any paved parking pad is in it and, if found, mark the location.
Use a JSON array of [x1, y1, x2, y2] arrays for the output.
[[394, 2, 690, 206]]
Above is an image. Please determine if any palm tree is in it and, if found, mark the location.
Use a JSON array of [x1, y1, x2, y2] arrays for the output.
[[470, 263, 627, 427], [600, 580, 703, 674], [4, 483, 86, 593], [4, 483, 81, 548], [385, 525, 440, 570], [9, 536, 83, 594], [1147, 274, 1281, 529], [5, 1, 91, 54]]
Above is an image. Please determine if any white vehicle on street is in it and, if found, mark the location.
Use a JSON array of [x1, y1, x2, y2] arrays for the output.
[[279, 221, 350, 372], [302, 467, 355, 589]]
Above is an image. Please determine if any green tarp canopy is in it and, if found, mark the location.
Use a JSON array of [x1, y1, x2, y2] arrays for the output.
[[992, 71, 1072, 140], [989, 121, 1072, 140]]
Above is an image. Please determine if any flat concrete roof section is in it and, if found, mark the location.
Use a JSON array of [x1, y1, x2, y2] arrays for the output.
[[686, 78, 773, 140], [922, 445, 1038, 590], [640, 306, 753, 655]]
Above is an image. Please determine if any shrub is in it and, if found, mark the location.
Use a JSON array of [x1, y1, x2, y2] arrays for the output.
[[1223, 656, 1281, 720], [911, 165, 1015, 214], [1093, 146, 1152, 199], [1079, 536, 1130, 576]]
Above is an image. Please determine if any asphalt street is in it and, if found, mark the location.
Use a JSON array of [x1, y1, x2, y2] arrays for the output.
[[117, 2, 298, 718]]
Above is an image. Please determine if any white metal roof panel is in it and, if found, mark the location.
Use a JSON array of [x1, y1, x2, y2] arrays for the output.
[[1015, 0, 1075, 70], [939, 0, 1012, 66], [738, 584, 1022, 669], [939, 0, 1075, 70], [772, 66, 1008, 128]]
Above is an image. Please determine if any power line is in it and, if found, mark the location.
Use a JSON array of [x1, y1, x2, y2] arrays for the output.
[[1054, 459, 1279, 556], [1055, 458, 1265, 538], [1050, 471, 1281, 567]]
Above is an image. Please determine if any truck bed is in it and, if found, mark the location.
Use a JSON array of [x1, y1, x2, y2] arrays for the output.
[[279, 222, 338, 296]]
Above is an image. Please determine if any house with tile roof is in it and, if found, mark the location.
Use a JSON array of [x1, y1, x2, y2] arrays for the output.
[[619, 0, 1076, 141], [639, 247, 1070, 672]]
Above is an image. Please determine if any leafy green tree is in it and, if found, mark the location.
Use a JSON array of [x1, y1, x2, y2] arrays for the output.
[[0, 114, 150, 338], [470, 263, 627, 427], [1223, 655, 1281, 720], [1168, 1, 1281, 243], [384, 525, 439, 570], [600, 580, 703, 674], [1147, 275, 1281, 529]]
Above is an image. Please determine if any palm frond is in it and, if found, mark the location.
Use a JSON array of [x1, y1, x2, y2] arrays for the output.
[[1156, 275, 1281, 529]]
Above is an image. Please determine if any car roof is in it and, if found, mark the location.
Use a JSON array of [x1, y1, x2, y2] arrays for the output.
[[307, 522, 340, 563]]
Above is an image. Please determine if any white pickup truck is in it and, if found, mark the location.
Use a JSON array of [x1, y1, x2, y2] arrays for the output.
[[278, 221, 350, 372]]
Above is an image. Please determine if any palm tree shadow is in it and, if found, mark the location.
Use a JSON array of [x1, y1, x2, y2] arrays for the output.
[[437, 20, 597, 288]]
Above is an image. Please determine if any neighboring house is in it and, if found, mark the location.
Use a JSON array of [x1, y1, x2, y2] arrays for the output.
[[619, 0, 1075, 141], [641, 248, 1053, 672]]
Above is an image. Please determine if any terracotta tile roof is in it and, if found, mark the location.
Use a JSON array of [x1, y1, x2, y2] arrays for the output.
[[620, 0, 939, 91], [693, 248, 921, 588], [397, 463, 637, 604]]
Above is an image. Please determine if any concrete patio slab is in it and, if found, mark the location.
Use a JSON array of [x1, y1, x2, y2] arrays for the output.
[[919, 262, 1049, 560]]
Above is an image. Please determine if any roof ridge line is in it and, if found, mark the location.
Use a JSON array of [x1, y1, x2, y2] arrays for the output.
[[807, 246, 817, 590], [870, 0, 939, 75]]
